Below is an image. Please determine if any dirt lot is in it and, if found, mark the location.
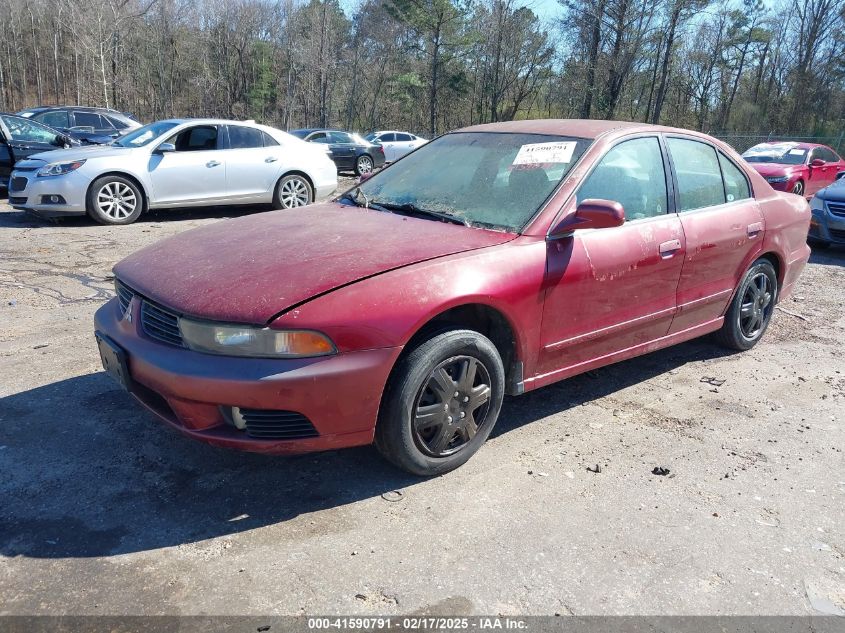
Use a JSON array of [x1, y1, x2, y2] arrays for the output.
[[1, 189, 844, 616]]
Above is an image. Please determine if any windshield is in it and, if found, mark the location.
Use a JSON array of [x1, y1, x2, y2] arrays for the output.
[[742, 142, 808, 165], [113, 121, 179, 148], [347, 132, 591, 231]]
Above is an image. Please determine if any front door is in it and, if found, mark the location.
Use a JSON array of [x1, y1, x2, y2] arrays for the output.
[[663, 137, 764, 333], [0, 114, 64, 167], [537, 136, 685, 380], [148, 124, 229, 205]]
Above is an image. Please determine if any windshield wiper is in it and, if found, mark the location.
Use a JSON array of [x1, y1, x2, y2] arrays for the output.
[[372, 201, 468, 226]]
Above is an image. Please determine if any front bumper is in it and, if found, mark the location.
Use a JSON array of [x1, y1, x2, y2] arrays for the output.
[[94, 297, 401, 454], [809, 199, 845, 244], [7, 169, 89, 216]]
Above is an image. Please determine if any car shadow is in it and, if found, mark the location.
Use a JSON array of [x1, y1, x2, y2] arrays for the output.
[[0, 338, 734, 560], [809, 245, 845, 266], [0, 205, 272, 229]]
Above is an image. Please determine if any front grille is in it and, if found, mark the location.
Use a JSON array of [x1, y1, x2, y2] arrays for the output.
[[828, 227, 845, 241], [8, 197, 27, 205], [827, 201, 845, 217], [141, 300, 183, 347], [10, 177, 28, 192], [238, 409, 319, 440], [115, 280, 133, 316]]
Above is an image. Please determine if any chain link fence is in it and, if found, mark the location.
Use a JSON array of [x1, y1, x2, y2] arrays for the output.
[[709, 131, 845, 155]]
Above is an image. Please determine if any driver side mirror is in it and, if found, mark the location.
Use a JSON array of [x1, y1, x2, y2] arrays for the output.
[[53, 134, 70, 147], [155, 143, 176, 154], [810, 158, 826, 167], [549, 199, 625, 237]]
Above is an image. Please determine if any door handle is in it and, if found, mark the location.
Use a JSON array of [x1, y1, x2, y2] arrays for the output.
[[659, 239, 682, 257], [265, 157, 278, 163], [206, 160, 221, 168], [747, 222, 763, 237]]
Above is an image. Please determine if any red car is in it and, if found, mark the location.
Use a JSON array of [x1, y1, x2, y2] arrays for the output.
[[94, 120, 811, 476], [741, 141, 845, 198]]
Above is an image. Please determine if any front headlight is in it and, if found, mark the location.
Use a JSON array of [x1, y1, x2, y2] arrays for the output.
[[765, 175, 789, 183], [37, 159, 86, 177], [810, 196, 825, 211], [179, 318, 336, 358]]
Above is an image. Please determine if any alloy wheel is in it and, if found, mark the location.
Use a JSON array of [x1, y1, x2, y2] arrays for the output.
[[279, 177, 310, 208], [412, 355, 492, 457], [792, 181, 803, 195], [357, 156, 373, 174], [97, 182, 137, 220], [738, 272, 773, 340]]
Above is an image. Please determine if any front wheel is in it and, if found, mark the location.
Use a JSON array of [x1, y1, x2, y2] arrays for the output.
[[791, 180, 804, 196], [375, 329, 505, 476], [86, 175, 144, 225], [272, 174, 313, 209], [714, 259, 778, 351]]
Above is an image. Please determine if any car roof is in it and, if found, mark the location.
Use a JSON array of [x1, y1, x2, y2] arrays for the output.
[[457, 119, 664, 139]]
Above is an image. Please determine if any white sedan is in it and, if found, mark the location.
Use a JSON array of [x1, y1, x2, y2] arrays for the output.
[[364, 130, 428, 163], [7, 119, 338, 225]]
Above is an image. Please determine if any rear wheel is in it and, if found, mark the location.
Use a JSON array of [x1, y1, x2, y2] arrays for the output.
[[86, 175, 144, 225], [375, 329, 505, 476], [714, 259, 778, 351], [272, 174, 313, 209], [355, 154, 374, 176]]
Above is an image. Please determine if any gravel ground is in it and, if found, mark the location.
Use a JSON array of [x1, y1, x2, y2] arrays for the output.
[[0, 186, 844, 616]]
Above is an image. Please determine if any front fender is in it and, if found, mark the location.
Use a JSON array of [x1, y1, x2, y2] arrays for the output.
[[270, 235, 549, 376]]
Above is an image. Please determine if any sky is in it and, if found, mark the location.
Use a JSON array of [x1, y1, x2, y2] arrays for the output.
[[337, 0, 563, 26]]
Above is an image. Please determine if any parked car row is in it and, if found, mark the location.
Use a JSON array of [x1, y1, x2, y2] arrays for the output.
[[6, 118, 337, 224]]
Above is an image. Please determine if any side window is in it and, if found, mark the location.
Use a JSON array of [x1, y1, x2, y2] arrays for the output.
[[105, 115, 130, 130], [308, 132, 329, 143], [227, 125, 263, 149], [718, 153, 751, 203], [261, 131, 279, 147], [0, 115, 59, 144], [36, 111, 69, 129], [380, 133, 396, 143], [73, 111, 104, 129], [396, 133, 412, 141], [818, 147, 838, 163], [667, 138, 726, 211], [331, 131, 354, 144], [167, 125, 219, 151], [577, 136, 668, 221]]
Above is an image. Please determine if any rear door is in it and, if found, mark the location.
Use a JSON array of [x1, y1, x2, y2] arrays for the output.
[[223, 125, 280, 200], [665, 136, 763, 333], [147, 124, 228, 205], [393, 133, 417, 160], [329, 131, 357, 169], [538, 135, 685, 376]]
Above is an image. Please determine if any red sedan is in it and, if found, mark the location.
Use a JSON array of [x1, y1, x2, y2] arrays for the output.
[[741, 141, 845, 198], [94, 120, 811, 476]]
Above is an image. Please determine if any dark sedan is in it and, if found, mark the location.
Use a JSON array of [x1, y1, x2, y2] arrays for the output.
[[289, 128, 385, 175], [0, 112, 75, 191]]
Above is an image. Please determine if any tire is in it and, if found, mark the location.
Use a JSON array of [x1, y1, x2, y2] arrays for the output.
[[791, 180, 804, 196], [354, 154, 374, 176], [714, 259, 778, 351], [375, 329, 505, 476], [86, 175, 144, 225], [272, 173, 313, 210]]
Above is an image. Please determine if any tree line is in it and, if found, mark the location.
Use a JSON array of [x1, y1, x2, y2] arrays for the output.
[[0, 0, 843, 140]]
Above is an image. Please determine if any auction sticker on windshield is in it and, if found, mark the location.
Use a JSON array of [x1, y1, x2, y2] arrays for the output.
[[513, 141, 577, 166]]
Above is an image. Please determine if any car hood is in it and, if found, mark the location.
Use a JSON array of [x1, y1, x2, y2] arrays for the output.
[[114, 203, 516, 324], [23, 144, 135, 165], [747, 162, 801, 177]]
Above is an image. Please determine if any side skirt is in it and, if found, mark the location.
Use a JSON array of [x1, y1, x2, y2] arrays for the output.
[[521, 317, 724, 393]]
